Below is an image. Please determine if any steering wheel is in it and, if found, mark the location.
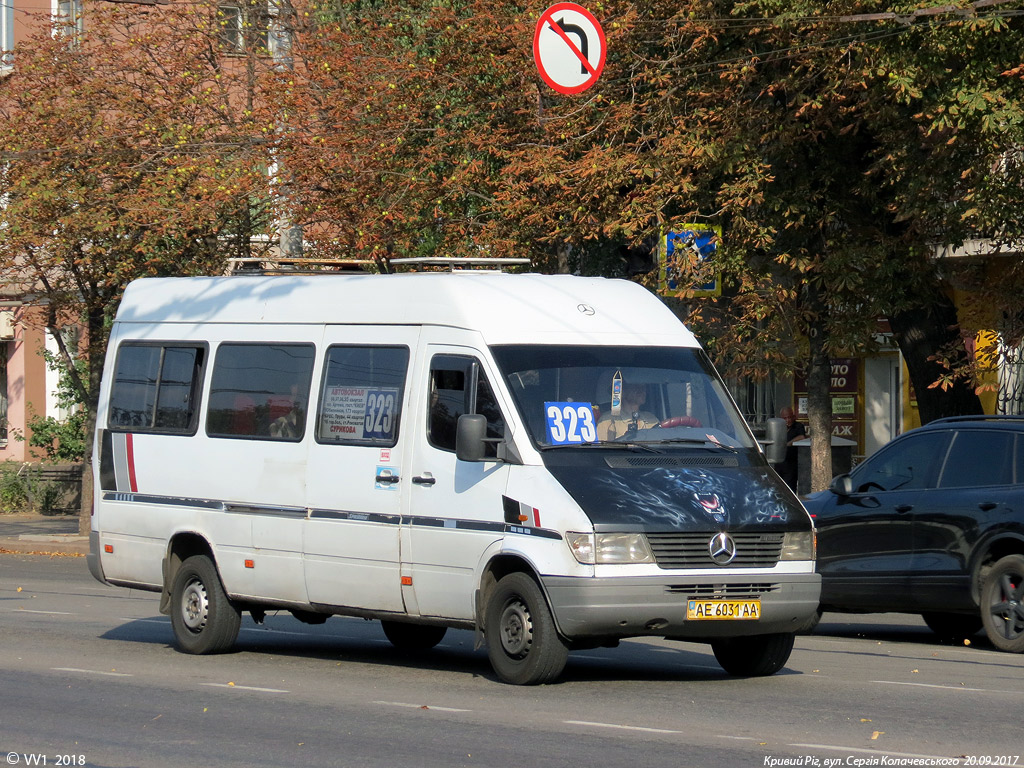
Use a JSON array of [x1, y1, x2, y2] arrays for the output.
[[659, 416, 702, 428]]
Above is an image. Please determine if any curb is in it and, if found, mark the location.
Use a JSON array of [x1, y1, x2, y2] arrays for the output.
[[0, 535, 89, 557]]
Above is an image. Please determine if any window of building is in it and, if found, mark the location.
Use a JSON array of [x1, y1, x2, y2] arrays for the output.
[[55, 0, 84, 45], [0, 343, 8, 443], [316, 346, 409, 446], [206, 342, 314, 441], [427, 355, 505, 457], [108, 343, 206, 433], [1, 0, 14, 69], [217, 1, 273, 55]]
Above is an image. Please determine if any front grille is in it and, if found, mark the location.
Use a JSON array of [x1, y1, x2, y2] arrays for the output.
[[647, 532, 784, 569], [666, 583, 780, 598]]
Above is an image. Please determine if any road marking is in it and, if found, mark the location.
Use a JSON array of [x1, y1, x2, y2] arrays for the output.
[[53, 667, 132, 677], [17, 609, 76, 615], [375, 701, 471, 713], [872, 680, 1015, 694], [788, 743, 958, 760], [201, 683, 289, 694], [566, 720, 683, 735]]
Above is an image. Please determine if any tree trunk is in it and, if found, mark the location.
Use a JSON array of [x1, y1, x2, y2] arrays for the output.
[[889, 291, 983, 424], [78, 302, 107, 536], [806, 322, 834, 493]]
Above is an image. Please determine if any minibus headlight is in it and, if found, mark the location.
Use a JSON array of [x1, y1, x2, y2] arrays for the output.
[[780, 530, 816, 561], [566, 532, 654, 564]]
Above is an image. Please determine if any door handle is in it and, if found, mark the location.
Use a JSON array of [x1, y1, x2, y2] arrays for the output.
[[375, 474, 400, 485], [978, 501, 998, 511], [412, 474, 436, 486], [895, 504, 913, 513]]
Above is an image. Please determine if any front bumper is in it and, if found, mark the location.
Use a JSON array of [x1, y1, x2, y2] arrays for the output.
[[542, 572, 821, 639]]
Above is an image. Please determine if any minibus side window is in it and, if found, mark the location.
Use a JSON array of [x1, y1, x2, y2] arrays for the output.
[[108, 343, 205, 434], [316, 345, 409, 446], [428, 355, 505, 457], [206, 343, 315, 441]]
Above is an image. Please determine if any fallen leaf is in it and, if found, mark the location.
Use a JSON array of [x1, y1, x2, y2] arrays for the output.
[[861, 719, 872, 723], [964, 639, 971, 646], [17, 587, 22, 592], [872, 732, 885, 740], [911, 669, 919, 673]]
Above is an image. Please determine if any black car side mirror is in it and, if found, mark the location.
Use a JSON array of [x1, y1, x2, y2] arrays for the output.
[[829, 474, 854, 496]]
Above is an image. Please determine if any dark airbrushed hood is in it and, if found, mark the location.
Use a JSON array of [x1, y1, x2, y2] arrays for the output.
[[544, 454, 809, 532]]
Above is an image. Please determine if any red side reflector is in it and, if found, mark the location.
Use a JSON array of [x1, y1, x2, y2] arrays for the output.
[[401, 576, 413, 586], [244, 559, 255, 569], [104, 544, 114, 554]]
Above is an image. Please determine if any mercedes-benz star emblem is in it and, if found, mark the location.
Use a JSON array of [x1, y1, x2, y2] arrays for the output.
[[708, 532, 737, 565]]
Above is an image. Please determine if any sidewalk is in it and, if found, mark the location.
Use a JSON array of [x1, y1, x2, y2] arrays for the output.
[[0, 512, 89, 556]]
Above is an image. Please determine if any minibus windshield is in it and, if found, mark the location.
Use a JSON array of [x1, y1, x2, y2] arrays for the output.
[[490, 345, 756, 450]]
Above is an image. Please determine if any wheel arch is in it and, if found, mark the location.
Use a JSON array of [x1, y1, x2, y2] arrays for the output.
[[971, 532, 1024, 604], [476, 553, 550, 632], [159, 531, 217, 615]]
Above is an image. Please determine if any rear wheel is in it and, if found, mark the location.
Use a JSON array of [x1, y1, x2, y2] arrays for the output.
[[921, 611, 982, 643], [981, 554, 1024, 653], [169, 555, 241, 654], [485, 573, 568, 685], [381, 621, 447, 652], [711, 633, 794, 677]]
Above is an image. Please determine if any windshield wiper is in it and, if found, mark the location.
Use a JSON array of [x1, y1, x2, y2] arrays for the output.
[[539, 441, 663, 453], [648, 437, 741, 453]]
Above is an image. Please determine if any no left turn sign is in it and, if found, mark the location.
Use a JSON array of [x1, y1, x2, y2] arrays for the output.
[[533, 3, 606, 95]]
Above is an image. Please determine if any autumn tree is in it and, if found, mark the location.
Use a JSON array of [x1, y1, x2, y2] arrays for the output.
[[0, 0, 277, 528]]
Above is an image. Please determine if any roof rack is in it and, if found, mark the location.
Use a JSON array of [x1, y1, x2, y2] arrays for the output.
[[227, 257, 375, 275], [390, 257, 531, 271], [928, 414, 1024, 424]]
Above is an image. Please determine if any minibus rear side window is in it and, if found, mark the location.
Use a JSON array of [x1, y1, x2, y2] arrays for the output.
[[108, 343, 206, 434], [316, 345, 409, 446], [206, 343, 315, 441]]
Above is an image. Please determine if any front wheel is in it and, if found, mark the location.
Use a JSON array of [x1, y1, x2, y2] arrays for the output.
[[981, 554, 1024, 653], [711, 632, 795, 676], [485, 573, 568, 685], [169, 555, 241, 655]]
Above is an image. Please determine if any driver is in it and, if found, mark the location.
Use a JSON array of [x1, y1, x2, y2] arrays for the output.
[[596, 382, 659, 440]]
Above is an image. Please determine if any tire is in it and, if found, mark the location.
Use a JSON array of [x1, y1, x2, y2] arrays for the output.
[[485, 573, 569, 685], [921, 611, 983, 643], [981, 554, 1024, 653], [381, 621, 447, 652], [711, 632, 795, 677], [169, 555, 241, 655]]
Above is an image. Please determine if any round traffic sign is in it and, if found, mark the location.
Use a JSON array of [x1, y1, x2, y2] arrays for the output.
[[533, 3, 606, 95]]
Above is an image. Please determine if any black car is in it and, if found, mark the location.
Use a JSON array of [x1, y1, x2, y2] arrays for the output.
[[802, 415, 1024, 651]]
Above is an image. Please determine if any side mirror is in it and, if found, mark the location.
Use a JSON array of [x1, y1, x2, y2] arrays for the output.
[[829, 474, 854, 496], [763, 417, 787, 465], [456, 414, 488, 462]]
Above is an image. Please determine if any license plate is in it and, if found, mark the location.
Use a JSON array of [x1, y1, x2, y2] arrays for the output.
[[686, 599, 761, 620]]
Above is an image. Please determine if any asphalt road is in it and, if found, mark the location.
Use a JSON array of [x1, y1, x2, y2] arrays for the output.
[[1, 554, 1021, 768]]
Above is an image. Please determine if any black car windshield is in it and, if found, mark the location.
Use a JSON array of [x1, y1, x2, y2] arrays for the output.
[[490, 345, 755, 449]]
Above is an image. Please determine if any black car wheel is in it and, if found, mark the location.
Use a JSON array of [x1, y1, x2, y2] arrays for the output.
[[711, 632, 795, 676], [169, 555, 241, 655], [381, 621, 447, 652], [921, 611, 983, 643], [485, 573, 568, 685], [981, 554, 1024, 653]]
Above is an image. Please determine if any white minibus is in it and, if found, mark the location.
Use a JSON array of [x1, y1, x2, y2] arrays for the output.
[[88, 272, 819, 684]]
